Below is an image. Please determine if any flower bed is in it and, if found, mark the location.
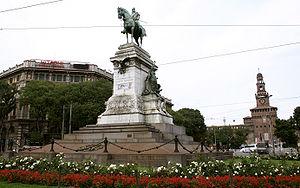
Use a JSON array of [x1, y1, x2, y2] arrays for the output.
[[0, 170, 300, 187], [0, 154, 299, 177], [0, 154, 300, 187]]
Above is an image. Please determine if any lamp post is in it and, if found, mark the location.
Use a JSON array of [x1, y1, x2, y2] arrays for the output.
[[61, 105, 65, 139], [268, 114, 275, 155], [269, 95, 276, 155]]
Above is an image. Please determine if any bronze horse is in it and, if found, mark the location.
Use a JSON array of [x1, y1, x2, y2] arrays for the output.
[[117, 7, 146, 46]]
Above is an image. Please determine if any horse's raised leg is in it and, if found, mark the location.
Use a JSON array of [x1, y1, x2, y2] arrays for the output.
[[140, 37, 143, 46]]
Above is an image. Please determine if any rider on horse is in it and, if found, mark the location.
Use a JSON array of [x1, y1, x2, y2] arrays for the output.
[[118, 7, 146, 46]]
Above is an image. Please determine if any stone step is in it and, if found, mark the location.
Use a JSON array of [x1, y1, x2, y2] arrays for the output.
[[73, 124, 160, 135], [78, 124, 156, 131], [74, 127, 159, 134], [59, 137, 161, 144], [63, 131, 167, 143]]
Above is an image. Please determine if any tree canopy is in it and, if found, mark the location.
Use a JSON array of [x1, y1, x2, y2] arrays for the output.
[[293, 106, 300, 130], [19, 80, 112, 141], [170, 108, 206, 142], [274, 118, 298, 148], [0, 81, 17, 123], [206, 126, 249, 149]]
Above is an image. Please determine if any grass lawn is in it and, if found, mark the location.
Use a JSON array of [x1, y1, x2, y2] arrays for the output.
[[0, 182, 58, 188]]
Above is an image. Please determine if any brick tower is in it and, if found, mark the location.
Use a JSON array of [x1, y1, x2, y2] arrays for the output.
[[245, 72, 278, 143]]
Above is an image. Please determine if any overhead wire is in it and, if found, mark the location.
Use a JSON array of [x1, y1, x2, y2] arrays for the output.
[[197, 96, 300, 108], [2, 24, 300, 30], [0, 0, 64, 14], [0, 25, 120, 31], [146, 24, 300, 27], [158, 41, 300, 66]]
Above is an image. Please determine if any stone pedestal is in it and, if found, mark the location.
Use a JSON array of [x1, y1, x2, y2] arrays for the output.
[[97, 43, 174, 126], [143, 94, 173, 124], [93, 43, 193, 143]]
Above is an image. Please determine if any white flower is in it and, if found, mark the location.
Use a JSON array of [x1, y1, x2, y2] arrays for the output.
[[108, 164, 116, 170], [176, 163, 182, 167], [157, 166, 165, 172]]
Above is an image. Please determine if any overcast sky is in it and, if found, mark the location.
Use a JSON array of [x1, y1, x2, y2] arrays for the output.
[[1, 0, 300, 126]]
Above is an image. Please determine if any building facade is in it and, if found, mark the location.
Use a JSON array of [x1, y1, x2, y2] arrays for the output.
[[244, 72, 278, 144], [0, 59, 113, 148]]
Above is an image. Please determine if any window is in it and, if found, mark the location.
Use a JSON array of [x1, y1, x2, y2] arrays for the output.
[[70, 75, 74, 82], [52, 74, 56, 81], [74, 76, 80, 82], [38, 74, 45, 80], [57, 75, 62, 81], [34, 73, 38, 80]]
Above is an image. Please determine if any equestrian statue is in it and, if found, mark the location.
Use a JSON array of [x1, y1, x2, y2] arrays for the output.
[[117, 7, 146, 46]]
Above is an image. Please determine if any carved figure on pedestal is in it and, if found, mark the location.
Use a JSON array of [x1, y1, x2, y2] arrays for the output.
[[118, 7, 146, 46], [113, 58, 130, 74], [143, 64, 162, 96]]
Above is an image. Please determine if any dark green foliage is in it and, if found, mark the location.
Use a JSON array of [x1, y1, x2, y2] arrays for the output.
[[0, 81, 17, 123], [19, 80, 112, 139], [170, 108, 206, 142], [20, 81, 55, 133], [293, 106, 300, 130], [206, 127, 249, 149], [274, 119, 298, 148]]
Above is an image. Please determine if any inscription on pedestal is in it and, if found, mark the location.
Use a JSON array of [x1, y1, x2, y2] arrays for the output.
[[115, 71, 134, 94]]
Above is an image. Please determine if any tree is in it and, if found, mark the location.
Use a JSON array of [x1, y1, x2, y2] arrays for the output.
[[20, 81, 55, 132], [170, 108, 206, 142], [293, 106, 300, 130], [0, 81, 17, 124], [20, 80, 112, 143], [230, 128, 249, 149], [206, 127, 249, 149], [274, 119, 298, 148]]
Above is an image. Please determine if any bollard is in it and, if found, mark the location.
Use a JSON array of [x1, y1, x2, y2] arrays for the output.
[[174, 136, 179, 153], [200, 142, 204, 152], [103, 137, 108, 153], [50, 138, 55, 152]]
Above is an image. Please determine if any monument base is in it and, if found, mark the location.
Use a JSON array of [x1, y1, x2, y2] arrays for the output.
[[63, 122, 193, 144], [19, 143, 233, 167]]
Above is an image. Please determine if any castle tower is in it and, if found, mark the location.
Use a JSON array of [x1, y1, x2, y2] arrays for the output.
[[249, 72, 278, 143], [255, 73, 270, 107]]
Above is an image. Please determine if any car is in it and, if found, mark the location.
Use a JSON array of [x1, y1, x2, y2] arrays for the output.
[[240, 147, 252, 153], [240, 144, 257, 153], [256, 142, 269, 154]]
